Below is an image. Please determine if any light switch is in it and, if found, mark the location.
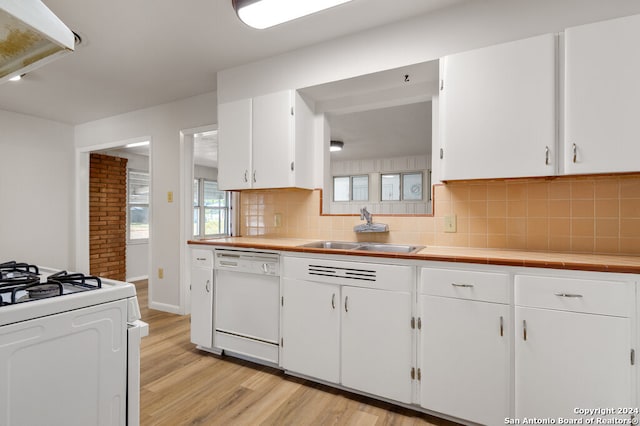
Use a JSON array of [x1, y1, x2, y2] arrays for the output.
[[167, 191, 173, 203], [444, 215, 457, 233], [158, 268, 164, 279]]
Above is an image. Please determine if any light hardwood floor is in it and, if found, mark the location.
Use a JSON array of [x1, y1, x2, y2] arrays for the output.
[[135, 280, 461, 426]]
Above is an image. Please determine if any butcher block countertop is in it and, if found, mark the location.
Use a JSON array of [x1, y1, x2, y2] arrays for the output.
[[188, 237, 640, 274]]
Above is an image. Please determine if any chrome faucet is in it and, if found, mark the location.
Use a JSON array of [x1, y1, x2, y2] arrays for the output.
[[360, 207, 373, 225], [354, 207, 388, 233]]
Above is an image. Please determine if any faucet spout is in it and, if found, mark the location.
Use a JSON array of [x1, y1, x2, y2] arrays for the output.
[[360, 207, 372, 225]]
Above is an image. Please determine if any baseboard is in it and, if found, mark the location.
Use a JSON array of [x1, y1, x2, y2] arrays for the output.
[[149, 301, 181, 314], [126, 275, 148, 282]]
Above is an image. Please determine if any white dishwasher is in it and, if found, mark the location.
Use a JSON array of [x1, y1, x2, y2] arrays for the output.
[[214, 249, 280, 364]]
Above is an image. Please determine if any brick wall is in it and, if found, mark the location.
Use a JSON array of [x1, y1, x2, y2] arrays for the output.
[[89, 153, 127, 280]]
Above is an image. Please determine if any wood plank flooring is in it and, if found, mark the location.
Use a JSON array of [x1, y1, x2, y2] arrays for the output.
[[135, 280, 461, 426]]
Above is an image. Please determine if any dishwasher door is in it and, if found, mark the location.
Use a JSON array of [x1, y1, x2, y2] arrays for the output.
[[214, 250, 280, 364]]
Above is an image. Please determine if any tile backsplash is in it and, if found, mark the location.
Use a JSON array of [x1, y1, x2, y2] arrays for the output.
[[239, 174, 640, 255]]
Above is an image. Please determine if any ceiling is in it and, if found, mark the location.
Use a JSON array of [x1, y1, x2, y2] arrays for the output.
[[0, 0, 468, 125]]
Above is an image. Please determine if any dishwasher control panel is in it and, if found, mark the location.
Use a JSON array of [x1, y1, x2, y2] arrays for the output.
[[214, 250, 280, 276]]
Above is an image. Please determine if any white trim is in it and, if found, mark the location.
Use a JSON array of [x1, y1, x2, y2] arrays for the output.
[[149, 301, 181, 314], [126, 275, 149, 283], [179, 124, 217, 315]]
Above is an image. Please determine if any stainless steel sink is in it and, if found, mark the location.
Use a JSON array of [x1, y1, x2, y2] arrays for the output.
[[300, 241, 363, 250], [355, 244, 423, 253], [299, 241, 423, 254]]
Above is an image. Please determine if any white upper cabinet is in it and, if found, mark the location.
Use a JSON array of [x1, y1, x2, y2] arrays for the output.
[[564, 14, 640, 175], [217, 98, 252, 190], [217, 90, 314, 191], [440, 34, 557, 180]]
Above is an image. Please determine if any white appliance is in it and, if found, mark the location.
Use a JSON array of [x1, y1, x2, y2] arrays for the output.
[[0, 0, 75, 83], [0, 261, 148, 426], [214, 250, 280, 364]]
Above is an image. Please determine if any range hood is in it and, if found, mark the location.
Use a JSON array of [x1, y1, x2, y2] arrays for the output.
[[0, 0, 74, 84]]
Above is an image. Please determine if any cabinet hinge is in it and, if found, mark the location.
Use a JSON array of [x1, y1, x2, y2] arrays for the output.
[[410, 367, 415, 380], [440, 79, 444, 91], [632, 349, 635, 366], [417, 317, 422, 330], [410, 317, 415, 329], [417, 368, 421, 381]]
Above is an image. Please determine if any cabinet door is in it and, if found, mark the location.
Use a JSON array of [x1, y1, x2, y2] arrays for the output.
[[252, 90, 293, 189], [218, 98, 252, 190], [341, 286, 413, 403], [440, 34, 556, 180], [190, 265, 214, 348], [515, 307, 632, 420], [565, 14, 640, 174], [280, 278, 340, 383], [420, 296, 510, 425]]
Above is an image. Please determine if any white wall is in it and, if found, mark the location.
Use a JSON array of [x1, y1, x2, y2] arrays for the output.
[[0, 110, 74, 269], [218, 0, 640, 102], [74, 92, 217, 313]]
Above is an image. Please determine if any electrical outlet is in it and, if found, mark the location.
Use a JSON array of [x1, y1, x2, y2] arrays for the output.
[[444, 215, 457, 233], [158, 268, 164, 279], [274, 213, 282, 227], [167, 191, 173, 203]]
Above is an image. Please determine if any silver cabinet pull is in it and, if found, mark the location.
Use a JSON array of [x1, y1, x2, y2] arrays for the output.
[[196, 257, 207, 261], [331, 293, 335, 309], [523, 320, 527, 341], [344, 295, 349, 313], [555, 293, 583, 298], [451, 283, 474, 288], [500, 316, 504, 337], [572, 143, 577, 163], [243, 170, 248, 182], [545, 146, 550, 165], [252, 170, 256, 183], [261, 263, 269, 273], [205, 279, 210, 293]]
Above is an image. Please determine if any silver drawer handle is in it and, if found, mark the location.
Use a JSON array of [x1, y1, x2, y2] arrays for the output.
[[205, 279, 211, 293], [331, 293, 335, 309], [344, 296, 349, 313], [451, 283, 474, 288], [219, 261, 238, 267], [196, 257, 207, 261], [572, 143, 577, 163], [545, 146, 550, 165], [555, 293, 583, 298]]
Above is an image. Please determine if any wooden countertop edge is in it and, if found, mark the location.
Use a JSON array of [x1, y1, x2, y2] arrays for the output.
[[188, 240, 640, 274]]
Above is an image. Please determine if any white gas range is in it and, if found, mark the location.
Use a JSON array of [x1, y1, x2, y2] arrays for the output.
[[0, 261, 148, 426]]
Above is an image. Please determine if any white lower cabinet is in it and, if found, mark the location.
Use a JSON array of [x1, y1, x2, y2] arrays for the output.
[[281, 256, 414, 404], [515, 275, 635, 422], [280, 277, 340, 383], [341, 285, 413, 403], [190, 249, 214, 348], [419, 267, 511, 425]]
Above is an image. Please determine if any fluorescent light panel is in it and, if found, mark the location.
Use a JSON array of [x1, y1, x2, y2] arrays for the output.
[[125, 141, 150, 148], [234, 0, 353, 29]]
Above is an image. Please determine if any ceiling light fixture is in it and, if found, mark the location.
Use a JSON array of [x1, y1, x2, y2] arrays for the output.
[[9, 74, 24, 82], [125, 141, 150, 148], [330, 140, 344, 152], [232, 0, 354, 29]]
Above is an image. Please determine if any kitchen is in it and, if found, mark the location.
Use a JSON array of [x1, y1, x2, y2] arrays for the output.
[[2, 0, 640, 425]]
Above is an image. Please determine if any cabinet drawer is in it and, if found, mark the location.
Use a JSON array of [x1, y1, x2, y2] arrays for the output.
[[192, 249, 213, 268], [420, 268, 510, 304], [515, 275, 634, 317]]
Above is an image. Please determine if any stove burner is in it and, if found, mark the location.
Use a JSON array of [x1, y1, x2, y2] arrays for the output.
[[0, 261, 39, 281], [25, 282, 63, 299]]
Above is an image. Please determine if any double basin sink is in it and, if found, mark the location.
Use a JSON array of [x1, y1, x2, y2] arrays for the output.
[[299, 241, 424, 254]]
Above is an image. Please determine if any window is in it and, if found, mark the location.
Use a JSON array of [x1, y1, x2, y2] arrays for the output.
[[333, 175, 369, 201], [128, 169, 149, 241], [193, 179, 231, 238], [381, 172, 423, 201]]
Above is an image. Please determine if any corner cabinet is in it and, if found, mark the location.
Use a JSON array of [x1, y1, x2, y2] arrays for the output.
[[190, 249, 214, 348], [217, 90, 315, 190], [439, 33, 557, 180], [515, 274, 635, 422], [564, 13, 640, 175]]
